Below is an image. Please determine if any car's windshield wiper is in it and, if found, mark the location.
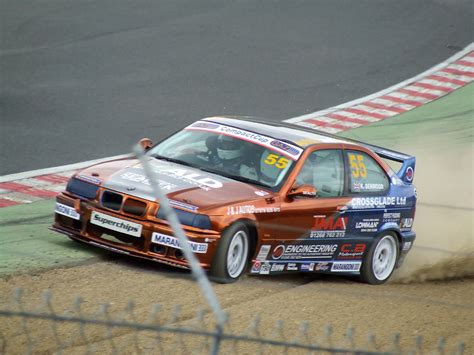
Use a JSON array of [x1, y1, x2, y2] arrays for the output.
[[152, 154, 192, 167]]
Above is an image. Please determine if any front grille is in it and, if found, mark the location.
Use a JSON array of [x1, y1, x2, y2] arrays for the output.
[[123, 198, 147, 216], [87, 222, 144, 250], [101, 191, 123, 211]]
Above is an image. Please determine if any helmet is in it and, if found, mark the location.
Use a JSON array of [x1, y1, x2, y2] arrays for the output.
[[217, 135, 242, 161]]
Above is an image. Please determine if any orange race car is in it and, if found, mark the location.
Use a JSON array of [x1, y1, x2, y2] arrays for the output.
[[51, 116, 417, 284]]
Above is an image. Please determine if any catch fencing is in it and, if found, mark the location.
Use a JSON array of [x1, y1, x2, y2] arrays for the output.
[[0, 288, 466, 355]]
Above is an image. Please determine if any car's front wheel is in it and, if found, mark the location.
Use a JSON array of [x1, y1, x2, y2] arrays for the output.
[[210, 223, 250, 283], [360, 232, 399, 285]]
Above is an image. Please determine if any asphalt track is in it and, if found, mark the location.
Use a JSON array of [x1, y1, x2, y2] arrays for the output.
[[1, 0, 473, 175]]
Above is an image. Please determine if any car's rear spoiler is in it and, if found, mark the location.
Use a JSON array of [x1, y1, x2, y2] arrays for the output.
[[359, 144, 416, 184]]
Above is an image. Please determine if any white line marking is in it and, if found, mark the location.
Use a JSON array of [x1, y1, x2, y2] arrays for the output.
[[1, 43, 473, 184], [0, 154, 132, 183], [285, 43, 473, 123]]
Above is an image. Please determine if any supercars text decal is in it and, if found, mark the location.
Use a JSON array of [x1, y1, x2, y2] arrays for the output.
[[186, 121, 303, 160]]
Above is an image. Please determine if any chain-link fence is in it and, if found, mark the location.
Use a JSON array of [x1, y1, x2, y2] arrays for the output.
[[0, 288, 466, 355]]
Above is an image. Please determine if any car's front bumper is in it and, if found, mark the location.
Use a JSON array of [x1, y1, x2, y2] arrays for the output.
[[51, 193, 221, 270]]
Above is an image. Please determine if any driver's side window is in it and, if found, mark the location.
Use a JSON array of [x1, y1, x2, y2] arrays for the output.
[[296, 149, 344, 197]]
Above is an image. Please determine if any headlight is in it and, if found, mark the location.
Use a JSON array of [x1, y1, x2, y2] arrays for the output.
[[66, 178, 100, 199], [157, 208, 212, 230]]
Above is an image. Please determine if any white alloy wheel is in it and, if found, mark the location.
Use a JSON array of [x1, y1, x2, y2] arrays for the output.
[[227, 230, 249, 278], [210, 222, 251, 283], [372, 235, 397, 281]]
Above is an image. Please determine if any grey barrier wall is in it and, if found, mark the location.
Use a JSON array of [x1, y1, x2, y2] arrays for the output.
[[0, 289, 466, 355]]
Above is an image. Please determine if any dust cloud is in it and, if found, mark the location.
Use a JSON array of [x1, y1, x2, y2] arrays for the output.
[[392, 140, 474, 283]]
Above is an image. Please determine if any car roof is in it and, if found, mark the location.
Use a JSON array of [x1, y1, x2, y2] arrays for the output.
[[203, 116, 353, 148]]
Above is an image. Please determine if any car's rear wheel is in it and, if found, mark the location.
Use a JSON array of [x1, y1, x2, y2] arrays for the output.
[[360, 232, 399, 285], [210, 223, 250, 283]]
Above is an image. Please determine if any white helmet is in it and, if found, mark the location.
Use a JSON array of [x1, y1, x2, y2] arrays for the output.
[[217, 135, 242, 160]]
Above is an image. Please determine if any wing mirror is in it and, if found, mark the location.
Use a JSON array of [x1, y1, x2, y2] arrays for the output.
[[138, 138, 153, 151], [287, 184, 317, 198]]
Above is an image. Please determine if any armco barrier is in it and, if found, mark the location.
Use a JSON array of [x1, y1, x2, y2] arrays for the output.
[[0, 289, 466, 355]]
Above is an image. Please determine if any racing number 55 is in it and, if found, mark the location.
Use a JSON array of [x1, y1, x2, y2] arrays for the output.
[[264, 154, 289, 169], [348, 153, 367, 178]]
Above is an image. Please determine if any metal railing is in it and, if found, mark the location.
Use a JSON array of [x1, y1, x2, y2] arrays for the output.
[[0, 288, 466, 355]]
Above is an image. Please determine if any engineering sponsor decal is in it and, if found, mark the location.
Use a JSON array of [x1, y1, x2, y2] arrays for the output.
[[406, 167, 414, 182], [286, 263, 298, 271], [383, 212, 401, 223], [260, 263, 271, 275], [151, 232, 208, 253], [227, 205, 280, 215], [350, 196, 406, 209], [90, 211, 142, 237], [331, 261, 362, 272], [355, 218, 379, 233], [55, 202, 80, 220], [272, 243, 337, 260], [337, 244, 366, 260], [256, 245, 271, 261], [310, 216, 347, 238], [270, 263, 285, 272], [185, 121, 303, 159]]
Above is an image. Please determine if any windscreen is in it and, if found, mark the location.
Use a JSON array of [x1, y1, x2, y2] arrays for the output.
[[148, 121, 304, 189]]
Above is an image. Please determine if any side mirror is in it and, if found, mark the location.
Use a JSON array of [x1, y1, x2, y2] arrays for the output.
[[138, 138, 153, 151], [287, 184, 317, 198]]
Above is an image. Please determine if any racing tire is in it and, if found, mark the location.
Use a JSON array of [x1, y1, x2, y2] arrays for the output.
[[210, 223, 250, 284], [360, 232, 399, 285]]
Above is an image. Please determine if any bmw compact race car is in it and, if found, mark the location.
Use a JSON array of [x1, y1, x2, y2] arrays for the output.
[[51, 116, 417, 284]]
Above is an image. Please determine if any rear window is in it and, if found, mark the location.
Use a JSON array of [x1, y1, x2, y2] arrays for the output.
[[346, 151, 389, 194]]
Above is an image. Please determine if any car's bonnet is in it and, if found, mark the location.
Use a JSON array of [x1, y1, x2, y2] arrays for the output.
[[78, 158, 270, 211]]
